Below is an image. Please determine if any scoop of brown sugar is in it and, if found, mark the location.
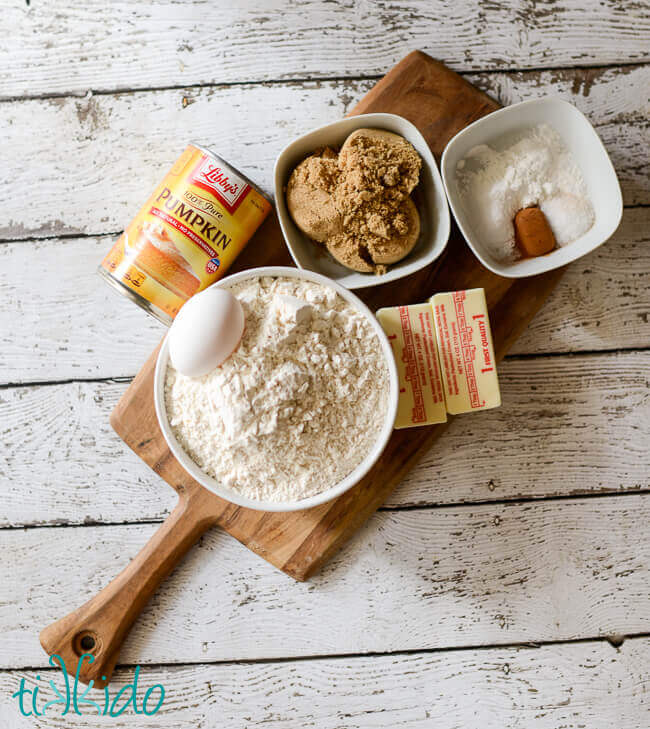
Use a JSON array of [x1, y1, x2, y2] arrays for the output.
[[514, 207, 557, 258], [286, 129, 422, 274]]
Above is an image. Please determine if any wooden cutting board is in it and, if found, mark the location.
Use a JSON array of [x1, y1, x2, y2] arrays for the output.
[[40, 51, 564, 687]]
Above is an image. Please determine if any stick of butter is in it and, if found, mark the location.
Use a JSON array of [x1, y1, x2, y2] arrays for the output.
[[430, 288, 500, 415], [376, 304, 447, 428]]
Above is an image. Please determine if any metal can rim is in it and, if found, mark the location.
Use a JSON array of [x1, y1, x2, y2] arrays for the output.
[[97, 266, 173, 326]]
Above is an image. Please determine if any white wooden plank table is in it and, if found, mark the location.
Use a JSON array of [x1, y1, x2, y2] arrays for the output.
[[0, 3, 648, 727]]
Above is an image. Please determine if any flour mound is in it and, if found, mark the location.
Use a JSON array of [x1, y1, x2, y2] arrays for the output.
[[165, 276, 390, 502]]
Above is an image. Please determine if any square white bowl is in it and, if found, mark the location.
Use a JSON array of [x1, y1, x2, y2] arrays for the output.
[[440, 97, 623, 278], [274, 112, 450, 289]]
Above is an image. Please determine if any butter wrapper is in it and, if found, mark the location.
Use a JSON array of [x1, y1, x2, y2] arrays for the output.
[[377, 289, 501, 427], [376, 304, 447, 429], [430, 288, 500, 415]]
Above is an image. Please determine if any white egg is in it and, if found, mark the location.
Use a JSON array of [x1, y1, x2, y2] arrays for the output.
[[169, 287, 245, 377]]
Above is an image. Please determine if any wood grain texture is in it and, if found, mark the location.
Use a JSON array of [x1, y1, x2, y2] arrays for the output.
[[1, 637, 648, 727], [0, 236, 166, 385], [0, 65, 647, 241], [509, 208, 650, 355], [1, 208, 647, 384], [2, 350, 648, 528], [2, 495, 649, 668], [1, 0, 649, 97]]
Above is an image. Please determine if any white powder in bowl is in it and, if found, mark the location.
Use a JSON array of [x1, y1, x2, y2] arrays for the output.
[[456, 124, 595, 261], [164, 276, 390, 502]]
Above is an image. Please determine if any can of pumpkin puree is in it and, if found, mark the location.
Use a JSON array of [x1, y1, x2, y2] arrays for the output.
[[98, 143, 272, 325]]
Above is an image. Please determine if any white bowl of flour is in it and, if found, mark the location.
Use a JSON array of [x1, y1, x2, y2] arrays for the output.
[[154, 267, 399, 512]]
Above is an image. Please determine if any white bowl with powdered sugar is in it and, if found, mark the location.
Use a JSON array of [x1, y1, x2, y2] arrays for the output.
[[441, 97, 622, 277], [154, 267, 399, 512]]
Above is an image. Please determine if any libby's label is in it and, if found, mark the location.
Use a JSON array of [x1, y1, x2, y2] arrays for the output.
[[188, 156, 250, 213], [149, 195, 229, 258], [100, 145, 271, 323]]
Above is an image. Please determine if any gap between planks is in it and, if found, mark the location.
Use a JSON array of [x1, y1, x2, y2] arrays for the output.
[[0, 638, 650, 729], [4, 494, 648, 667], [0, 62, 647, 242], [0, 202, 648, 248], [2, 348, 648, 526], [1, 344, 649, 390], [0, 60, 647, 105], [1, 488, 650, 534], [0, 344, 648, 391], [2, 206, 649, 383], [3, 0, 650, 100], [4, 633, 649, 675], [1, 639, 648, 729]]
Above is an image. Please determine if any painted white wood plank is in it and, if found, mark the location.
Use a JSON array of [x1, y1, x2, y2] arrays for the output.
[[0, 236, 166, 384], [390, 349, 650, 506], [2, 1, 649, 98], [1, 350, 648, 527], [509, 208, 650, 356], [0, 65, 647, 241], [0, 380, 176, 528], [1, 208, 647, 385], [1, 495, 648, 668], [0, 638, 648, 728]]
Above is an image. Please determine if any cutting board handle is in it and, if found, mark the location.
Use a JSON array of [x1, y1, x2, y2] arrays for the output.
[[39, 487, 218, 688]]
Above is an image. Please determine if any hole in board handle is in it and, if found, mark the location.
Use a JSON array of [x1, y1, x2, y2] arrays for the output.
[[73, 631, 100, 656]]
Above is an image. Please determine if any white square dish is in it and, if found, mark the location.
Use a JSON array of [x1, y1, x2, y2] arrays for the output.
[[441, 97, 623, 278], [274, 112, 450, 289]]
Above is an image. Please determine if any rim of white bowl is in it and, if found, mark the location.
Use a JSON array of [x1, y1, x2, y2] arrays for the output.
[[154, 266, 399, 512]]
